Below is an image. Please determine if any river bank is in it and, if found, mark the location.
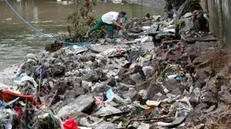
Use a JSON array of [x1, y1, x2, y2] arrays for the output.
[[1, 0, 231, 129], [0, 0, 163, 70]]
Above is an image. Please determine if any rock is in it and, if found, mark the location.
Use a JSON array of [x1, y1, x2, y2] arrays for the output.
[[121, 76, 136, 85], [200, 86, 217, 104], [130, 27, 143, 33], [93, 106, 122, 116], [141, 21, 152, 26], [107, 77, 116, 87], [79, 117, 92, 127], [131, 121, 140, 128], [95, 122, 116, 129], [146, 84, 165, 100], [130, 73, 143, 84], [129, 64, 143, 74], [64, 90, 77, 100], [190, 86, 201, 107], [138, 123, 150, 129], [83, 68, 107, 82], [138, 89, 148, 99], [194, 103, 208, 114], [171, 87, 182, 95], [82, 81, 92, 91], [92, 82, 110, 93], [142, 66, 154, 78], [118, 67, 127, 80], [80, 55, 96, 62], [123, 88, 137, 100], [203, 105, 216, 113], [57, 95, 95, 117], [218, 86, 231, 104], [50, 64, 65, 77]]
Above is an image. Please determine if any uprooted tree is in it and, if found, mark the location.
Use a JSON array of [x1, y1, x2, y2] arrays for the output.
[[45, 0, 106, 52], [66, 0, 108, 42]]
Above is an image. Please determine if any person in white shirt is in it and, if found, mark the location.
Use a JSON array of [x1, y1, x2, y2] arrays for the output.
[[86, 11, 126, 38]]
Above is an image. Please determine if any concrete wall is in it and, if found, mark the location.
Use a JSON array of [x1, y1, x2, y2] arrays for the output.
[[201, 0, 231, 43], [127, 0, 165, 8]]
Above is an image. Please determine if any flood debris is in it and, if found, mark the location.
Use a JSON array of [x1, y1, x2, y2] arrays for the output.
[[1, 0, 231, 128]]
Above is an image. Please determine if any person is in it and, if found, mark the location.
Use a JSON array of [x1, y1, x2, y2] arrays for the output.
[[86, 11, 127, 38]]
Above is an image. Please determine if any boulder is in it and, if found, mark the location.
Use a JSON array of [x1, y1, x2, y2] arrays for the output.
[[93, 106, 122, 116], [57, 95, 95, 117], [95, 122, 116, 129], [83, 68, 107, 82]]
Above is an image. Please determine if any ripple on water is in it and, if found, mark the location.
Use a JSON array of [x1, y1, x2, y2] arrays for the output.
[[0, 0, 164, 70]]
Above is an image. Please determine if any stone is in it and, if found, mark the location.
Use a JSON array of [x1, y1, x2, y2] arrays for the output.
[[79, 117, 92, 127], [107, 77, 116, 87], [50, 64, 65, 77], [122, 76, 136, 85], [137, 123, 150, 129], [131, 121, 140, 128], [142, 66, 154, 78], [141, 21, 152, 26], [130, 73, 143, 84], [92, 82, 110, 93], [64, 90, 77, 100], [93, 106, 122, 116], [194, 103, 208, 114], [80, 55, 96, 62], [146, 84, 166, 100], [218, 86, 231, 104], [57, 95, 95, 117], [129, 64, 143, 74], [171, 87, 183, 95], [117, 84, 130, 92], [203, 105, 216, 113], [118, 67, 127, 80], [138, 89, 148, 99], [200, 87, 217, 104], [122, 88, 137, 100], [83, 68, 107, 82], [81, 81, 92, 91], [190, 87, 201, 107], [130, 27, 143, 33], [95, 122, 116, 129]]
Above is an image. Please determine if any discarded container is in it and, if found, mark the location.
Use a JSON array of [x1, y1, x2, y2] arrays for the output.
[[167, 75, 177, 79], [146, 100, 161, 107], [176, 77, 182, 81]]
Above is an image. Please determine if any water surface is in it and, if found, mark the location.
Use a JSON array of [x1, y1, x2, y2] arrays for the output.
[[0, 0, 164, 69]]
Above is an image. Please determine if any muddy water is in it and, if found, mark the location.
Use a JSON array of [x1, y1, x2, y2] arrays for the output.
[[202, 0, 231, 43], [0, 0, 164, 70]]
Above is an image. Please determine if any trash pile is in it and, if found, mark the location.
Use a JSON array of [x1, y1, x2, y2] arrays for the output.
[[1, 1, 231, 129]]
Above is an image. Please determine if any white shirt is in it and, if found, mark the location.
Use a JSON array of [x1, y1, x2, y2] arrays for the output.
[[102, 11, 122, 24]]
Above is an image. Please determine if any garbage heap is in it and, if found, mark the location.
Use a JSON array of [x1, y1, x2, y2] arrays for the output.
[[1, 6, 231, 129]]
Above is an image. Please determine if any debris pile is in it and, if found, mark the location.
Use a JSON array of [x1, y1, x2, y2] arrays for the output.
[[1, 0, 231, 129]]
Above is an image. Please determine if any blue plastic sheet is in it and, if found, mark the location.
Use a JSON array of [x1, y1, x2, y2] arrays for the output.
[[0, 100, 7, 107], [106, 88, 115, 102]]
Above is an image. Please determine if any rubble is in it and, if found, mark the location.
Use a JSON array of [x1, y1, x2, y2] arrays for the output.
[[1, 0, 231, 128]]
